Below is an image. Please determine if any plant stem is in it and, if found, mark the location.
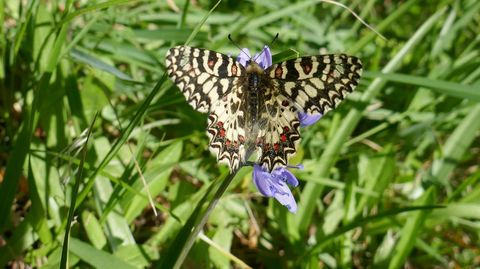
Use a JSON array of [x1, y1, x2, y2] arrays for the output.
[[173, 167, 240, 269]]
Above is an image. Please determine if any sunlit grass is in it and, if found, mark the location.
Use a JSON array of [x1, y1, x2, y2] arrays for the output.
[[0, 0, 479, 268]]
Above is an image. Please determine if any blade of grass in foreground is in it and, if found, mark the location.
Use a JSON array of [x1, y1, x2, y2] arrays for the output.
[[288, 7, 447, 240], [363, 71, 480, 101], [184, 0, 222, 45], [60, 113, 98, 269]]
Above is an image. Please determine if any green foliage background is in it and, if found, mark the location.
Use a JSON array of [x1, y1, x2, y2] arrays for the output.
[[0, 0, 479, 268]]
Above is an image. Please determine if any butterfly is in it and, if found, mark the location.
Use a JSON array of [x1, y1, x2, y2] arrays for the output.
[[165, 45, 362, 173]]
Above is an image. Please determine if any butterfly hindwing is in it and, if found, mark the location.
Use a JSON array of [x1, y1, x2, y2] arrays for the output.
[[266, 54, 362, 115], [206, 85, 247, 172], [256, 92, 301, 170]]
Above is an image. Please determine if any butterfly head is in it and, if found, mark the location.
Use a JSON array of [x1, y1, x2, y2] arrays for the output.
[[245, 60, 265, 74], [235, 45, 272, 71]]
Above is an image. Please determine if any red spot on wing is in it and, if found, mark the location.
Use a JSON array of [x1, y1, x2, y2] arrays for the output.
[[274, 143, 279, 152], [219, 128, 226, 137], [217, 121, 224, 127], [208, 59, 215, 68], [226, 139, 231, 146], [281, 134, 287, 142], [282, 100, 290, 106], [264, 143, 270, 151], [283, 126, 290, 132], [231, 65, 237, 75], [303, 64, 312, 74], [275, 66, 283, 78], [256, 137, 264, 148]]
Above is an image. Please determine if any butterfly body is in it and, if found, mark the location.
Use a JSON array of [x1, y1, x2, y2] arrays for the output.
[[166, 46, 362, 173], [243, 62, 271, 155], [245, 62, 263, 124]]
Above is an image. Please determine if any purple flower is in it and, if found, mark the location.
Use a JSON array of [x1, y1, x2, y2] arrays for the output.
[[252, 164, 303, 213], [236, 46, 322, 126], [237, 46, 273, 69], [298, 112, 322, 126]]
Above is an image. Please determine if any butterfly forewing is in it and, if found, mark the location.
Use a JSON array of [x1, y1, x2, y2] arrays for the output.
[[166, 46, 246, 113], [166, 46, 362, 173], [266, 54, 362, 115]]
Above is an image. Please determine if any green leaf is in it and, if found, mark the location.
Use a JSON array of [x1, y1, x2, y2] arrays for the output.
[[71, 49, 134, 81], [69, 237, 137, 269], [114, 244, 159, 268], [81, 211, 107, 249], [363, 71, 480, 101]]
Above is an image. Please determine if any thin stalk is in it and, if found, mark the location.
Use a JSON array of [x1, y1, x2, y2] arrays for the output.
[[60, 112, 98, 269], [173, 169, 239, 269]]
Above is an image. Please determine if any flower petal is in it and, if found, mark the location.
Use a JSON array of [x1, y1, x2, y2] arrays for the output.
[[271, 181, 298, 213], [252, 165, 299, 213], [254, 45, 272, 69], [237, 48, 251, 68], [252, 164, 274, 197], [272, 167, 299, 187], [298, 112, 322, 126]]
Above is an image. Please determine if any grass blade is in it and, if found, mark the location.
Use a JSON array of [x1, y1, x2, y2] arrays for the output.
[[363, 71, 480, 101], [60, 113, 98, 269]]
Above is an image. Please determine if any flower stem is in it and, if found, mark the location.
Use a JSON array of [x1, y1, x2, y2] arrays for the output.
[[172, 167, 241, 269]]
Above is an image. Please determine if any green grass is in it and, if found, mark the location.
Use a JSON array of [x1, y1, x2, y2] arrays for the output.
[[1, 0, 479, 268]]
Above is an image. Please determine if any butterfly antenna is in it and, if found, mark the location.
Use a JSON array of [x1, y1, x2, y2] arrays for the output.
[[270, 32, 279, 47], [252, 33, 279, 63], [228, 34, 251, 60]]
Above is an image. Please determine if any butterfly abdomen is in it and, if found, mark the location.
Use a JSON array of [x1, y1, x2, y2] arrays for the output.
[[245, 61, 266, 119], [246, 73, 260, 121]]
